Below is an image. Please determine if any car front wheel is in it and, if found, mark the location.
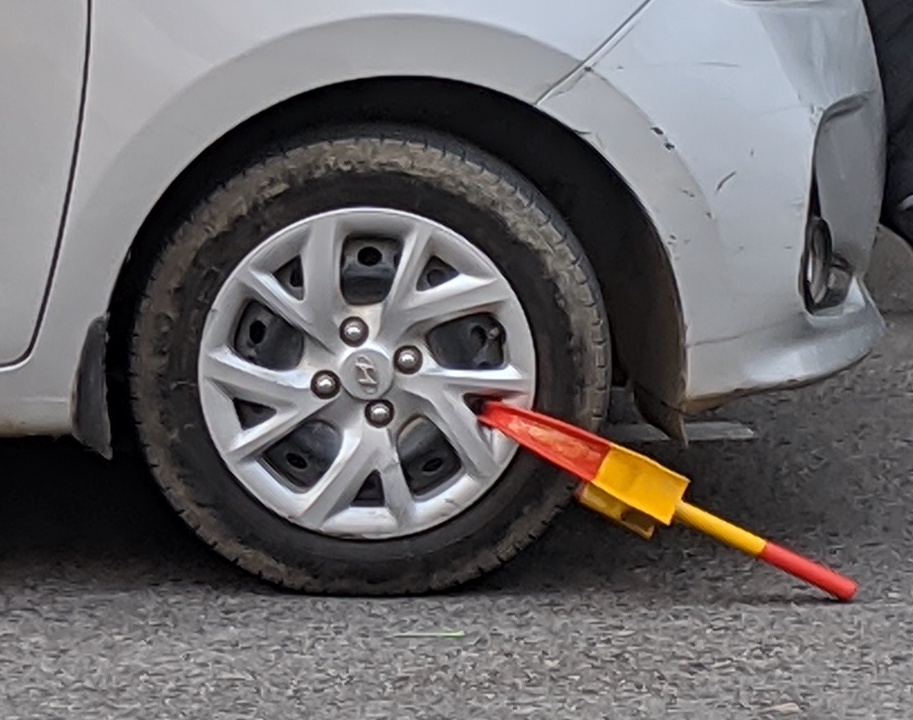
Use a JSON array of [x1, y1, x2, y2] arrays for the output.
[[129, 126, 610, 593]]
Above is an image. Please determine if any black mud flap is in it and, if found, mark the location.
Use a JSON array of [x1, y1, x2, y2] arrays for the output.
[[72, 315, 112, 459]]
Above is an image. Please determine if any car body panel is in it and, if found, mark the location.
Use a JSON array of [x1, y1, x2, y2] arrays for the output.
[[0, 0, 642, 431], [0, 0, 886, 436], [0, 1, 87, 364], [538, 0, 885, 407]]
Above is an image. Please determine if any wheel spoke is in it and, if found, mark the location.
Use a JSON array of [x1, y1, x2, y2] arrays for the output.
[[384, 224, 434, 312], [237, 262, 338, 350], [382, 273, 511, 341], [377, 452, 416, 524], [293, 427, 387, 528], [236, 266, 307, 331], [201, 347, 338, 462], [418, 390, 501, 479], [299, 215, 346, 341], [405, 363, 533, 399], [224, 407, 311, 463], [200, 347, 307, 407]]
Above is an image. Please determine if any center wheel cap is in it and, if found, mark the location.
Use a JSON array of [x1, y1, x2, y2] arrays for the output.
[[339, 348, 395, 400]]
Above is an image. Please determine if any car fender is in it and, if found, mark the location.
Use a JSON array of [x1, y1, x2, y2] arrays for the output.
[[538, 0, 884, 405]]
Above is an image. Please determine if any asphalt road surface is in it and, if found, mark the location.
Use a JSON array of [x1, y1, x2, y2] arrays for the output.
[[1, 315, 912, 719]]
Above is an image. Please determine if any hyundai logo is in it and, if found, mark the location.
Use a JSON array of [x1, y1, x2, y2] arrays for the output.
[[353, 355, 380, 393]]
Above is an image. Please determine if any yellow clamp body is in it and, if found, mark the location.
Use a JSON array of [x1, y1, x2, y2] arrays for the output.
[[575, 443, 768, 557], [576, 444, 690, 539]]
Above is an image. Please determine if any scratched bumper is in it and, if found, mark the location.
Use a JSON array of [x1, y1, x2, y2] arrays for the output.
[[540, 0, 885, 408]]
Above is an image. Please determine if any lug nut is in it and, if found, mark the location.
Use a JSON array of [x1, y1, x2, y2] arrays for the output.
[[340, 317, 368, 346], [394, 346, 423, 374], [312, 371, 340, 399], [365, 401, 394, 427]]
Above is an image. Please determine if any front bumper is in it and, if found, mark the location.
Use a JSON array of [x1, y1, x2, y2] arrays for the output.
[[540, 0, 885, 408]]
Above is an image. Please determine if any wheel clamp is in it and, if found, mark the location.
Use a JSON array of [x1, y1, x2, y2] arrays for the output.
[[479, 402, 858, 602]]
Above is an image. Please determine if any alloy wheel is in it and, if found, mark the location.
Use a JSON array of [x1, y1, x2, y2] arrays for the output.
[[197, 208, 536, 539]]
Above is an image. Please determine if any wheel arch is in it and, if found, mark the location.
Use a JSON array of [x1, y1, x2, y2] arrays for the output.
[[106, 77, 687, 447]]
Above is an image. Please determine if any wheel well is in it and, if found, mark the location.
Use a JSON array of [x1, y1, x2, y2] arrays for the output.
[[107, 77, 686, 446]]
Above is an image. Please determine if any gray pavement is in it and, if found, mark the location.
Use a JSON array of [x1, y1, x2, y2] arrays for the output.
[[1, 316, 912, 719]]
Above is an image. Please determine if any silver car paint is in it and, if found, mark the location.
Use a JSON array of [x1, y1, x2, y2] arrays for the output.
[[0, 0, 885, 435], [539, 0, 885, 407], [0, 1, 87, 364]]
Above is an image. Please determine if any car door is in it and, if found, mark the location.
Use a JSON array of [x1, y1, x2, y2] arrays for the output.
[[0, 1, 88, 364]]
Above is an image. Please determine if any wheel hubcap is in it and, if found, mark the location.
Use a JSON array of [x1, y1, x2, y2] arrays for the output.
[[198, 207, 536, 539]]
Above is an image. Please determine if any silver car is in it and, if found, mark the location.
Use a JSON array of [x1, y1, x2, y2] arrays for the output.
[[0, 1, 885, 593]]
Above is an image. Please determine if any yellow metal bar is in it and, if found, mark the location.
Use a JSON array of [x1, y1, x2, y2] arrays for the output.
[[673, 500, 767, 557]]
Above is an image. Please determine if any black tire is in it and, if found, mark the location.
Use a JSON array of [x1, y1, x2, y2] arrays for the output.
[[129, 126, 610, 594]]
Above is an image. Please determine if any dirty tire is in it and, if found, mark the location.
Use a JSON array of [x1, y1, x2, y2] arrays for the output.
[[129, 126, 610, 594]]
